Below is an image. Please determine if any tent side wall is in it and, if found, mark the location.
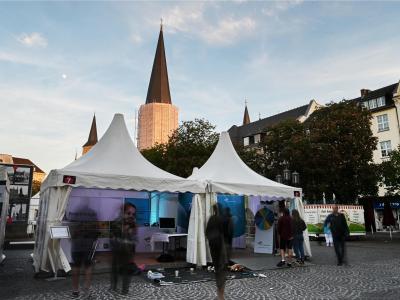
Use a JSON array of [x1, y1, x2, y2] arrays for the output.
[[33, 186, 72, 273], [0, 166, 10, 263]]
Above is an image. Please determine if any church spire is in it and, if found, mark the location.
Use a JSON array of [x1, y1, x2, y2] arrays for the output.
[[145, 23, 172, 104], [243, 100, 250, 125], [82, 114, 98, 149]]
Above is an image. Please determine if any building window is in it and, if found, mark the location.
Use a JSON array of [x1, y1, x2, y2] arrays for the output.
[[254, 134, 261, 144], [377, 96, 386, 107], [243, 137, 249, 146], [249, 135, 255, 145], [380, 140, 392, 157], [369, 99, 377, 109], [361, 102, 369, 109], [377, 114, 389, 132]]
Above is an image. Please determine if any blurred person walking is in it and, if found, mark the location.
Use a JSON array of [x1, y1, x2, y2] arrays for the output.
[[206, 204, 228, 300], [110, 203, 137, 295], [68, 203, 99, 298], [291, 209, 307, 265], [221, 207, 234, 263], [326, 205, 349, 266]]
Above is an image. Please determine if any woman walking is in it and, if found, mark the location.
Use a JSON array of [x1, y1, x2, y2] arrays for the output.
[[206, 204, 228, 300], [291, 209, 307, 265]]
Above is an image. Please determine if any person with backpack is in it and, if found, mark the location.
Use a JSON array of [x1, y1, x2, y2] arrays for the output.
[[291, 209, 307, 265]]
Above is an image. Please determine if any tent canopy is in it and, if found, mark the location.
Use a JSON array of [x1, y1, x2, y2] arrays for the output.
[[188, 131, 299, 198], [42, 113, 205, 194]]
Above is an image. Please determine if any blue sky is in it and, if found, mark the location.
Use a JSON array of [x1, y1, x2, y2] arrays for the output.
[[1, 1, 400, 173]]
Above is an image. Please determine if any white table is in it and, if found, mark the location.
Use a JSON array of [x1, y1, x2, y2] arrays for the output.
[[150, 233, 188, 252]]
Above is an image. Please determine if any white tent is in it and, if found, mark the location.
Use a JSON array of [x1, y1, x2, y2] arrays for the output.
[[186, 132, 309, 265], [0, 165, 10, 263], [189, 132, 298, 197], [33, 113, 205, 273], [27, 192, 40, 235]]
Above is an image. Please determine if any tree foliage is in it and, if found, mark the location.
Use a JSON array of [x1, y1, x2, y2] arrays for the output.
[[379, 146, 400, 195], [142, 119, 219, 177], [239, 100, 379, 204], [31, 180, 41, 196]]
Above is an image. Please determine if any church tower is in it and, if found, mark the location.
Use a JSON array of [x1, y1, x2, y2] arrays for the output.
[[137, 24, 179, 151], [82, 114, 98, 155], [243, 102, 250, 125]]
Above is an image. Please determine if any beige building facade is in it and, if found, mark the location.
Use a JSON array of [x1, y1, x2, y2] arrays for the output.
[[354, 81, 400, 196], [138, 103, 178, 150]]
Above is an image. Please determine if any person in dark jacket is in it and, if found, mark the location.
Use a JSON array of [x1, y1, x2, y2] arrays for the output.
[[277, 208, 294, 267], [326, 205, 350, 266], [206, 204, 228, 300], [110, 203, 137, 295], [291, 209, 307, 264], [68, 203, 99, 298]]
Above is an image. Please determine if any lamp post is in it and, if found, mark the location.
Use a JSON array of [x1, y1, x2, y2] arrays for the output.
[[276, 169, 300, 187]]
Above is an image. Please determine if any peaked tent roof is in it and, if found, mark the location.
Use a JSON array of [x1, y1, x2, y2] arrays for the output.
[[42, 114, 204, 193], [145, 26, 172, 104], [189, 132, 299, 198], [83, 114, 98, 147]]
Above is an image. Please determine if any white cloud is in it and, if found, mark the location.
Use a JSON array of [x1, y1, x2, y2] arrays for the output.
[[144, 4, 256, 46], [262, 0, 304, 17], [200, 16, 256, 46], [131, 33, 143, 45], [162, 5, 203, 33], [244, 38, 400, 106], [16, 32, 48, 48]]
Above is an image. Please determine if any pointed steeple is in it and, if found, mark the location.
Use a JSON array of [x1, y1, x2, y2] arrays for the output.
[[83, 114, 98, 147], [243, 101, 250, 125], [145, 23, 172, 104]]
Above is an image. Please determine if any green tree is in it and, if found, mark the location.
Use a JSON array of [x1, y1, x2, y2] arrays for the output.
[[142, 118, 219, 177], [303, 100, 378, 203], [31, 180, 41, 196], [245, 100, 379, 204], [380, 146, 400, 195]]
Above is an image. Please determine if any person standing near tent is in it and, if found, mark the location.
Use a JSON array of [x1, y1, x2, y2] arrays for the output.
[[206, 204, 228, 300], [327, 205, 349, 266], [110, 203, 137, 295], [221, 207, 234, 263], [291, 209, 306, 265], [323, 216, 333, 247], [68, 203, 99, 298], [277, 208, 294, 267]]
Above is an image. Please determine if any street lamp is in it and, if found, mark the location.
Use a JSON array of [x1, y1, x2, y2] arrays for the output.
[[275, 169, 300, 186], [276, 174, 282, 183], [283, 168, 291, 182], [292, 171, 300, 186]]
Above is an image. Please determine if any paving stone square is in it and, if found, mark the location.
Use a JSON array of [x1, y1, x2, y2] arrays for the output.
[[1, 235, 399, 300]]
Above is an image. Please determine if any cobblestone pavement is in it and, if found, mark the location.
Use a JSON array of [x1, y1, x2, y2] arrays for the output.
[[1, 237, 400, 300]]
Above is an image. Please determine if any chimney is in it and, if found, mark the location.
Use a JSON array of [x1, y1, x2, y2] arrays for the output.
[[360, 89, 370, 98]]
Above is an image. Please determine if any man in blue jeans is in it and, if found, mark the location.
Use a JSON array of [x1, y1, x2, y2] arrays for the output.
[[326, 205, 349, 266]]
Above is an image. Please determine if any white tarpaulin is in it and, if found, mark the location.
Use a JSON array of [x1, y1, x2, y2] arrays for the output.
[[189, 132, 299, 198], [186, 193, 216, 266], [0, 165, 10, 263], [33, 113, 206, 273], [290, 197, 312, 257]]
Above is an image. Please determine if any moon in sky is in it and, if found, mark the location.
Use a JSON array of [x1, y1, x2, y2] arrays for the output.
[[62, 74, 67, 79]]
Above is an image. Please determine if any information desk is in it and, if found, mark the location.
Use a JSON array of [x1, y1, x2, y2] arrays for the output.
[[150, 233, 188, 254]]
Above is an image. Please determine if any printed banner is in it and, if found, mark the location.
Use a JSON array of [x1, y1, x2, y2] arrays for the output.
[[304, 204, 365, 236], [217, 194, 246, 248], [177, 193, 192, 231], [254, 206, 275, 254]]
